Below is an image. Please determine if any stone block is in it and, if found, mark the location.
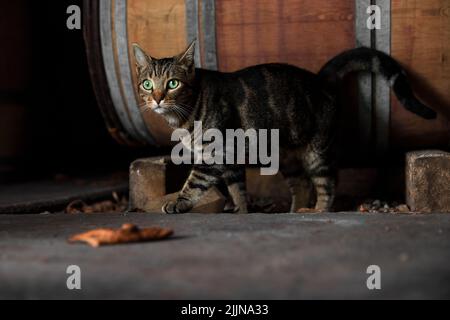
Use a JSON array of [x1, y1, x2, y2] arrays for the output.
[[406, 150, 450, 213], [139, 187, 226, 214], [129, 157, 190, 211]]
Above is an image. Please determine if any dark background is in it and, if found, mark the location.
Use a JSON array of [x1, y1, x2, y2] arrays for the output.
[[0, 0, 152, 184]]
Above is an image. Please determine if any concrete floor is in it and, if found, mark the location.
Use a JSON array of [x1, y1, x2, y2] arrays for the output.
[[0, 212, 449, 299], [0, 176, 128, 214]]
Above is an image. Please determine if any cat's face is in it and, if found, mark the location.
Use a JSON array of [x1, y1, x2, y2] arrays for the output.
[[133, 42, 196, 128]]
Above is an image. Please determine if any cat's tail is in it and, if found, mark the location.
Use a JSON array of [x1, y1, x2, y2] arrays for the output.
[[318, 47, 437, 119]]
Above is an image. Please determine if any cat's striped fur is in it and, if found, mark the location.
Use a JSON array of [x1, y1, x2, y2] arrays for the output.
[[133, 42, 436, 214]]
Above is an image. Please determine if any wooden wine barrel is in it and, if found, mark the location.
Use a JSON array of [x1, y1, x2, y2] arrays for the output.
[[84, 0, 449, 151], [390, 0, 450, 149]]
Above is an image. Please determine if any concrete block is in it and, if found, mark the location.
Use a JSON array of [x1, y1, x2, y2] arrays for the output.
[[129, 157, 225, 213], [129, 157, 190, 211], [140, 187, 226, 214], [406, 150, 450, 213]]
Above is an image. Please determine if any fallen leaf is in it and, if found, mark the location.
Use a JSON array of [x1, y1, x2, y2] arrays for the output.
[[65, 193, 128, 214], [395, 204, 410, 213], [68, 224, 174, 247]]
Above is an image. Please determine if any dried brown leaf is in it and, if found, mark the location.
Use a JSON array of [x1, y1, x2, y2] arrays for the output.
[[68, 224, 174, 247]]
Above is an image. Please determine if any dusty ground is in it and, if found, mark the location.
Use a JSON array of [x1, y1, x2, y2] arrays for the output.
[[0, 212, 449, 299]]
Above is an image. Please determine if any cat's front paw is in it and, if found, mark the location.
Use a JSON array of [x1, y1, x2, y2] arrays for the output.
[[162, 198, 194, 214]]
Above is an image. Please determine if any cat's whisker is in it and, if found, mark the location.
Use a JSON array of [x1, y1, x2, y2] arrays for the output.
[[175, 103, 193, 112], [139, 105, 152, 113], [173, 105, 188, 117], [170, 109, 184, 127], [172, 108, 187, 122], [163, 103, 190, 123], [175, 104, 192, 116], [177, 107, 191, 117], [177, 106, 191, 120]]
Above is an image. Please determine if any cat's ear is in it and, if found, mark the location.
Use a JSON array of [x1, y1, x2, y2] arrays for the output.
[[176, 40, 196, 69], [132, 43, 151, 68]]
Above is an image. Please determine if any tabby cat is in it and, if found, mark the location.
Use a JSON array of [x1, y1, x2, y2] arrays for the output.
[[133, 42, 436, 214]]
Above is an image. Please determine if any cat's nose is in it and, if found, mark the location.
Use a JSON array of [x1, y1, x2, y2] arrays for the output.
[[153, 91, 165, 105]]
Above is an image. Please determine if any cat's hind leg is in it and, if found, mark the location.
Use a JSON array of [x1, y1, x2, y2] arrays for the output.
[[285, 175, 314, 213], [223, 167, 248, 214], [216, 179, 237, 213], [310, 176, 335, 211], [301, 147, 336, 212], [280, 153, 314, 213]]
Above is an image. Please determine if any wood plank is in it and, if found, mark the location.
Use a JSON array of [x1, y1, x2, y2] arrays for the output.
[[127, 0, 187, 58], [391, 0, 450, 149], [355, 0, 373, 154], [216, 0, 355, 72], [127, 0, 186, 145]]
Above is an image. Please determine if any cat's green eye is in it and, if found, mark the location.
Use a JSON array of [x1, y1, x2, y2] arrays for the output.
[[142, 80, 153, 91], [168, 79, 180, 90]]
